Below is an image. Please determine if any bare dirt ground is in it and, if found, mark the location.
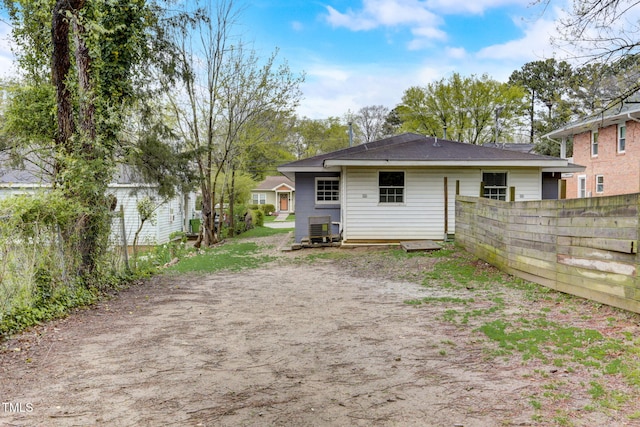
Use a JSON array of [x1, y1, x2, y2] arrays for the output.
[[1, 233, 639, 427]]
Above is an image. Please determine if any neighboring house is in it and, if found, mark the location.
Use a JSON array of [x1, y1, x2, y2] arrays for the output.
[[251, 175, 295, 214], [545, 101, 640, 198], [278, 133, 583, 245], [0, 159, 196, 246]]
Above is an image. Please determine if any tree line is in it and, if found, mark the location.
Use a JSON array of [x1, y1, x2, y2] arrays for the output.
[[0, 0, 637, 287]]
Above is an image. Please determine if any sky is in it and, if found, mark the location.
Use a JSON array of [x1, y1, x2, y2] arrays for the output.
[[0, 0, 572, 119], [240, 0, 570, 118]]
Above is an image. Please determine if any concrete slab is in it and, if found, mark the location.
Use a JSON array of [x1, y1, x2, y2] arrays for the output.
[[400, 240, 442, 252]]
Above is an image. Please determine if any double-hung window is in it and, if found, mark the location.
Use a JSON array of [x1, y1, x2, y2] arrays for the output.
[[379, 171, 404, 203], [618, 124, 626, 153], [578, 175, 587, 198], [596, 175, 604, 193], [315, 177, 339, 204], [483, 172, 508, 201], [591, 130, 599, 156], [252, 193, 266, 205]]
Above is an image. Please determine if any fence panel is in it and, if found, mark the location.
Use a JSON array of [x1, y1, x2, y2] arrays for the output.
[[456, 194, 640, 313]]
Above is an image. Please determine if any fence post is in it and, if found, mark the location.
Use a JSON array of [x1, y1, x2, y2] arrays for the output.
[[120, 205, 130, 273]]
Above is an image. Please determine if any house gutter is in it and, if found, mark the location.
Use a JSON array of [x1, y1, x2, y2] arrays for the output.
[[323, 159, 570, 168], [545, 135, 567, 159], [628, 113, 640, 124]]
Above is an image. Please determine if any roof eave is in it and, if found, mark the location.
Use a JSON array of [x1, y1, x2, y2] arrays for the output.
[[323, 159, 570, 168], [545, 109, 640, 139]]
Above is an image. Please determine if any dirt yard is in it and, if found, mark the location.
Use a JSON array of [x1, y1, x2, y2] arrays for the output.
[[1, 233, 639, 426]]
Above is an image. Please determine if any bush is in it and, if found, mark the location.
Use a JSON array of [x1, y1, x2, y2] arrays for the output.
[[261, 204, 276, 216], [250, 208, 265, 227]]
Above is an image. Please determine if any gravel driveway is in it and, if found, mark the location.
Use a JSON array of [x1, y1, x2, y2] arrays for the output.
[[1, 233, 639, 426]]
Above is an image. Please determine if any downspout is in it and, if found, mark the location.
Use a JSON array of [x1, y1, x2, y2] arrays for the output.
[[627, 113, 640, 124], [545, 135, 567, 159]]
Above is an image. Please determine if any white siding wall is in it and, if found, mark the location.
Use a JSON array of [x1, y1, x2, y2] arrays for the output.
[[0, 185, 187, 246], [507, 169, 542, 201], [343, 167, 542, 241], [110, 187, 184, 246]]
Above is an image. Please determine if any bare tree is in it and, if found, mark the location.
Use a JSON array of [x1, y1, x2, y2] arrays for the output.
[[355, 105, 389, 143], [165, 0, 302, 246], [538, 0, 640, 105]]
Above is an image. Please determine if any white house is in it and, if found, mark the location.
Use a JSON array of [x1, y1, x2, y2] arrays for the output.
[[278, 133, 584, 244], [0, 159, 196, 246]]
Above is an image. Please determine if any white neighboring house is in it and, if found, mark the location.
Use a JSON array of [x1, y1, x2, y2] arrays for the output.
[[0, 160, 197, 246]]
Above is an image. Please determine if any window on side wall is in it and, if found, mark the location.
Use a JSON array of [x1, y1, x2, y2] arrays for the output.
[[252, 193, 266, 205], [379, 171, 404, 203], [596, 175, 604, 193], [315, 177, 339, 204], [591, 130, 599, 156], [482, 172, 507, 201], [578, 175, 587, 198], [618, 124, 626, 153]]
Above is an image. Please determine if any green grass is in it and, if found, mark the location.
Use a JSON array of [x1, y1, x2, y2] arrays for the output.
[[167, 230, 281, 273], [168, 242, 276, 273]]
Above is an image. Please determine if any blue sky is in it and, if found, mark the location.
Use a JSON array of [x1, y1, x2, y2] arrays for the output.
[[242, 0, 567, 118], [0, 0, 570, 119]]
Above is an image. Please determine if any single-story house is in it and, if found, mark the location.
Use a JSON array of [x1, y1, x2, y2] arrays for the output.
[[0, 158, 196, 246], [278, 133, 584, 245], [251, 175, 295, 214]]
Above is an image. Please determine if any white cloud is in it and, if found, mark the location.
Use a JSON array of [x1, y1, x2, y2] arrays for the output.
[[324, 0, 444, 50], [445, 46, 467, 59], [297, 61, 421, 118], [325, 0, 441, 30], [476, 14, 563, 62], [291, 21, 304, 32], [0, 20, 19, 79], [425, 0, 531, 15]]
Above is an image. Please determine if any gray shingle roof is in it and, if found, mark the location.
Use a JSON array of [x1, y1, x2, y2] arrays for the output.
[[280, 133, 562, 169], [254, 175, 294, 191]]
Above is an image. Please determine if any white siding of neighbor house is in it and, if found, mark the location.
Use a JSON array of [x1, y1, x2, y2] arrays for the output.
[[0, 184, 192, 246], [110, 187, 185, 246], [342, 167, 542, 241]]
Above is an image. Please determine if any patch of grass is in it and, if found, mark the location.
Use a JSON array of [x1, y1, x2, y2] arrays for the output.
[[168, 241, 276, 273], [404, 296, 474, 306], [421, 257, 505, 290], [240, 225, 293, 238], [477, 319, 609, 363]]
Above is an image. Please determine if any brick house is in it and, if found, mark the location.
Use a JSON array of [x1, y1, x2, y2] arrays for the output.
[[545, 102, 640, 198]]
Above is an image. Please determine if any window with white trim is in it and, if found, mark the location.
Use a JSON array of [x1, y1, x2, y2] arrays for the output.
[[591, 130, 599, 156], [596, 175, 604, 193], [315, 177, 339, 204], [578, 175, 587, 198], [379, 171, 404, 203], [618, 124, 626, 153], [252, 193, 266, 205], [482, 172, 507, 201]]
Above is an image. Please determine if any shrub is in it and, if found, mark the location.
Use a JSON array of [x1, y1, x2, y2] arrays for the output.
[[250, 208, 265, 227], [261, 204, 275, 216]]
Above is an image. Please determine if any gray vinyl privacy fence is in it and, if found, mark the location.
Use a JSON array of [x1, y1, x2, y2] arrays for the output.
[[455, 194, 640, 314]]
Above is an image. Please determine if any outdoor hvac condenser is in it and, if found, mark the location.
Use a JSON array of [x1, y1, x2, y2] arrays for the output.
[[308, 215, 332, 243]]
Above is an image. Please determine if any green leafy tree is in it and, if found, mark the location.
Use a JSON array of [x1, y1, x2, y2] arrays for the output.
[[291, 117, 350, 158], [2, 0, 172, 280], [398, 73, 527, 144], [508, 59, 573, 144]]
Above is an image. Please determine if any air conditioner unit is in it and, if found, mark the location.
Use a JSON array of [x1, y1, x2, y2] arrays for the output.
[[308, 215, 332, 243]]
